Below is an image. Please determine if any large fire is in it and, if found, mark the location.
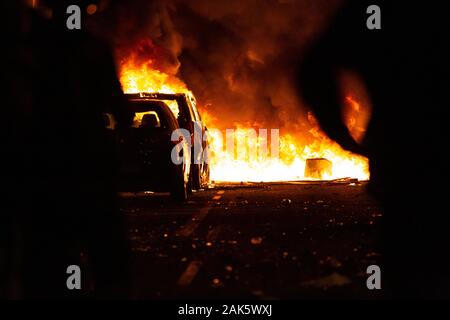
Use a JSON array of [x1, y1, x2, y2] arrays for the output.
[[203, 120, 370, 182], [118, 56, 370, 182]]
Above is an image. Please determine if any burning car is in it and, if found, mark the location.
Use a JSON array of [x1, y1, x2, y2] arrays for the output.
[[125, 92, 210, 191], [115, 98, 191, 201]]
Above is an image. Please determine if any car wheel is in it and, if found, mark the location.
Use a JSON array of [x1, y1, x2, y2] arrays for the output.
[[171, 167, 187, 201]]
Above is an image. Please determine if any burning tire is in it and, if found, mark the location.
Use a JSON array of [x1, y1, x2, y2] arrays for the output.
[[201, 163, 210, 188]]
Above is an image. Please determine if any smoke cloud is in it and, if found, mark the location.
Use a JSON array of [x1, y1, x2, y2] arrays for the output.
[[91, 0, 343, 139]]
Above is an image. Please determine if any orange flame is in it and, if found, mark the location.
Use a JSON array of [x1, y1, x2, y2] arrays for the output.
[[119, 56, 190, 95]]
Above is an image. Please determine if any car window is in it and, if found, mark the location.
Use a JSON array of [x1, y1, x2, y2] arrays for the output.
[[132, 111, 161, 128]]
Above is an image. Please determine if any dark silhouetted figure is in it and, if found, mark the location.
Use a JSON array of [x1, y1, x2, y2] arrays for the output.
[[1, 0, 129, 298], [298, 1, 449, 298]]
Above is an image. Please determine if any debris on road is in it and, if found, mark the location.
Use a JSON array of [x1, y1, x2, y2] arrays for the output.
[[304, 158, 332, 179], [250, 237, 263, 245], [301, 272, 351, 289]]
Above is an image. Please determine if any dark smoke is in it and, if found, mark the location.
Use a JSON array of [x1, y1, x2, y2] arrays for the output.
[[172, 0, 342, 131], [90, 0, 343, 138]]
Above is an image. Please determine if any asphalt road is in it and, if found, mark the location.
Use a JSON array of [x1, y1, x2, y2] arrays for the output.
[[119, 181, 384, 299]]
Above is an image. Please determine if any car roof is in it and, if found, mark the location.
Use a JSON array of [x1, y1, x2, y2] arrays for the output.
[[125, 92, 190, 101], [125, 92, 200, 124]]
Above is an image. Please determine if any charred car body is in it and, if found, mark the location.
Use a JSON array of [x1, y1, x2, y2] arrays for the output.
[[125, 92, 210, 191], [109, 98, 191, 200]]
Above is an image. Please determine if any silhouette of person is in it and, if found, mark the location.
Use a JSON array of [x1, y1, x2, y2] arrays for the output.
[[298, 1, 449, 298], [1, 0, 130, 298]]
